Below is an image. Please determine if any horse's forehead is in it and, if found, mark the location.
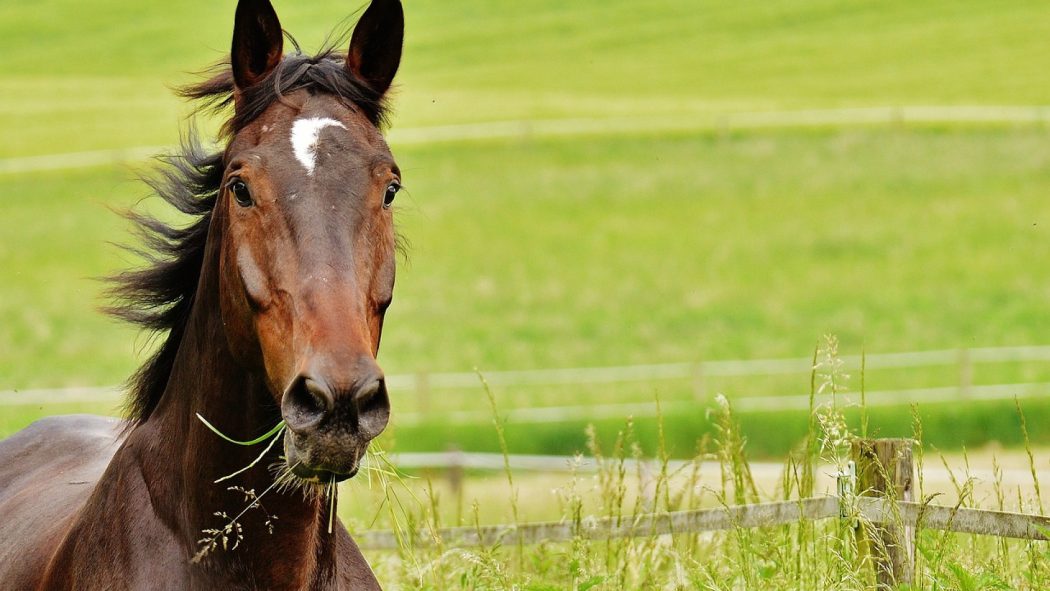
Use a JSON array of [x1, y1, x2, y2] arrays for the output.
[[259, 95, 374, 141], [244, 96, 386, 179]]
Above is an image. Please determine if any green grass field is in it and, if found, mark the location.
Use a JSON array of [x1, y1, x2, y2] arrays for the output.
[[2, 0, 1050, 456], [4, 2, 1050, 589], [3, 0, 1050, 157]]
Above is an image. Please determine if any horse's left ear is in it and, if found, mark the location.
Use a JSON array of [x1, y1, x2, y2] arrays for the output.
[[231, 0, 284, 90], [346, 0, 404, 96]]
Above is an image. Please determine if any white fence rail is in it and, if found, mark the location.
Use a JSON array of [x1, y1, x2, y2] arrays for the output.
[[392, 381, 1050, 426], [383, 345, 1050, 392], [386, 452, 1050, 487], [3, 345, 1049, 414]]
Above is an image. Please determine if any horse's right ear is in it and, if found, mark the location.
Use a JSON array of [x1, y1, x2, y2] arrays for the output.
[[231, 0, 284, 90]]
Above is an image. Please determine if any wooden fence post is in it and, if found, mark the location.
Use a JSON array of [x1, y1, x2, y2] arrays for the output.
[[447, 446, 465, 525], [691, 361, 706, 402], [957, 348, 973, 400], [852, 438, 915, 590], [416, 371, 430, 414]]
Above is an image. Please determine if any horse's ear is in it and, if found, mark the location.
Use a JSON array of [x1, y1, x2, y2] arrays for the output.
[[231, 0, 284, 89], [346, 0, 404, 96]]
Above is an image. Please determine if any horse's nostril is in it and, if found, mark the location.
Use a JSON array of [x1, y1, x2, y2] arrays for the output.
[[284, 371, 389, 439], [355, 378, 390, 440], [283, 377, 332, 433], [354, 378, 382, 404]]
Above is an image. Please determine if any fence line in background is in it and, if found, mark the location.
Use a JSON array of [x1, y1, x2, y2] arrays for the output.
[[5, 381, 1046, 414], [385, 452, 1049, 487], [394, 381, 1050, 426], [3, 344, 1050, 411], [383, 345, 1050, 391], [0, 386, 122, 406], [4, 106, 1050, 174], [0, 145, 167, 175]]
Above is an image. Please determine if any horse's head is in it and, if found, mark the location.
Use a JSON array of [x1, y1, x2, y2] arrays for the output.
[[215, 0, 403, 483]]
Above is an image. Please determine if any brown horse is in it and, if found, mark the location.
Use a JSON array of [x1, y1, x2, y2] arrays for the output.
[[0, 0, 405, 588]]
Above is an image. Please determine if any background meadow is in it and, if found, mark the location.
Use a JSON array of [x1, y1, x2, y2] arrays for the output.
[[5, 1, 1050, 587], [3, 0, 1049, 449], [2, 0, 1050, 521]]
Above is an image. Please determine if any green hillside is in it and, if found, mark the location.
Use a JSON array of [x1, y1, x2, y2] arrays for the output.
[[3, 0, 1049, 157], [1, 1, 1048, 452]]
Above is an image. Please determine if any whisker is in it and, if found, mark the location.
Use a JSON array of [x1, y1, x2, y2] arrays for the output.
[[328, 475, 338, 534]]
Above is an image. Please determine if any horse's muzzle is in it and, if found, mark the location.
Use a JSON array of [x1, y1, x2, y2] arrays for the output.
[[280, 365, 390, 481]]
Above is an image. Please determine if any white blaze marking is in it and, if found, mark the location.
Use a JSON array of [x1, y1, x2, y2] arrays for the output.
[[290, 117, 346, 175]]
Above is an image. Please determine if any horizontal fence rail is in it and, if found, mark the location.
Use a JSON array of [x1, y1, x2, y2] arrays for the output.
[[3, 345, 1050, 411], [385, 452, 1050, 487], [0, 385, 122, 406], [357, 497, 841, 550], [383, 345, 1050, 391], [393, 382, 1050, 426], [356, 496, 1050, 550], [860, 499, 1050, 542]]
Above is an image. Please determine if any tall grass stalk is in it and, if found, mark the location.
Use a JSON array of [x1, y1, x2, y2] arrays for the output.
[[860, 349, 868, 439], [910, 403, 927, 589], [477, 369, 523, 569], [1015, 397, 1044, 514]]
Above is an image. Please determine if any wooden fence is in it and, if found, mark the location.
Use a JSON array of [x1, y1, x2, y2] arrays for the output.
[[358, 439, 1050, 589], [5, 345, 1050, 414], [356, 497, 1050, 549]]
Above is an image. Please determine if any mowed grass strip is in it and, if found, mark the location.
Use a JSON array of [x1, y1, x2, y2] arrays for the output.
[[2, 0, 1049, 158]]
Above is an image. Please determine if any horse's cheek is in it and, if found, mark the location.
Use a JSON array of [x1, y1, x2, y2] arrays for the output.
[[218, 244, 263, 368]]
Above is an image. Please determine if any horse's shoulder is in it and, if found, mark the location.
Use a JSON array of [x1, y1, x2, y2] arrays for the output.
[[0, 413, 120, 471], [0, 414, 121, 499], [0, 415, 124, 587]]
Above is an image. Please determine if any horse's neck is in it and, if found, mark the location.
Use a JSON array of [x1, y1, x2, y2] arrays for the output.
[[121, 259, 336, 585]]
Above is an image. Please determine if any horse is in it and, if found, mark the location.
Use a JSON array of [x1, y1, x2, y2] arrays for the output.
[[0, 0, 405, 588]]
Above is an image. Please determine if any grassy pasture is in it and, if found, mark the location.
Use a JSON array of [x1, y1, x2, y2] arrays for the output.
[[3, 130, 1049, 422], [3, 0, 1050, 158], [5, 129, 1050, 381], [2, 0, 1050, 456], [4, 1, 1050, 588]]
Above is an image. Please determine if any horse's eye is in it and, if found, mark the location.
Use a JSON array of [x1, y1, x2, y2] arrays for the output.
[[228, 179, 253, 207], [383, 183, 400, 209]]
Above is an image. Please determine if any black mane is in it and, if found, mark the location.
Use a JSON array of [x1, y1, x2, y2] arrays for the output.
[[183, 48, 392, 135], [108, 48, 389, 426]]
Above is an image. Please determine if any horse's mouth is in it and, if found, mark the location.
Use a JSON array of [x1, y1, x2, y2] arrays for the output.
[[282, 429, 366, 485], [290, 462, 358, 483]]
